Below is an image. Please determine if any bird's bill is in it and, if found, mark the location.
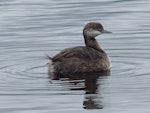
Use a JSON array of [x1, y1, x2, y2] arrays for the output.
[[102, 30, 112, 33]]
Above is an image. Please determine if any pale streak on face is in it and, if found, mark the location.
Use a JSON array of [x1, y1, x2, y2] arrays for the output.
[[86, 29, 102, 38]]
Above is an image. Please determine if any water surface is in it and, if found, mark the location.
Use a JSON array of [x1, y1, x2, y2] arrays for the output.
[[0, 0, 150, 113]]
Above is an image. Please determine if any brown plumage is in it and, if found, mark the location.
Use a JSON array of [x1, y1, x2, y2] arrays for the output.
[[48, 22, 111, 79]]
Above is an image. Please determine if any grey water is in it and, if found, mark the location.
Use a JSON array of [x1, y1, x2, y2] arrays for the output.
[[0, 0, 150, 113]]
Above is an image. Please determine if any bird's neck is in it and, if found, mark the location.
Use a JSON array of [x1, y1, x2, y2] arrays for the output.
[[84, 36, 102, 51]]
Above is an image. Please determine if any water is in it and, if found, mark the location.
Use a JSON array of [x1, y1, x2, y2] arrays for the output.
[[0, 0, 150, 113]]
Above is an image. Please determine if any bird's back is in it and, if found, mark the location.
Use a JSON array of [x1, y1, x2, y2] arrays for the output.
[[49, 46, 110, 77]]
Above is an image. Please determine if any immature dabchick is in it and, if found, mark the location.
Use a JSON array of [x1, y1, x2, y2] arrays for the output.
[[48, 22, 111, 78]]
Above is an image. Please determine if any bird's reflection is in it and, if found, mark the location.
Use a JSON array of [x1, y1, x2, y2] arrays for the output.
[[49, 70, 110, 109]]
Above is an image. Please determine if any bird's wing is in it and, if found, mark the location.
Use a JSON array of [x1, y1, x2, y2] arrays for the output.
[[52, 46, 104, 62]]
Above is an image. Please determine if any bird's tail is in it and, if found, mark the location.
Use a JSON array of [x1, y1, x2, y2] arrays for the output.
[[45, 54, 52, 60]]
